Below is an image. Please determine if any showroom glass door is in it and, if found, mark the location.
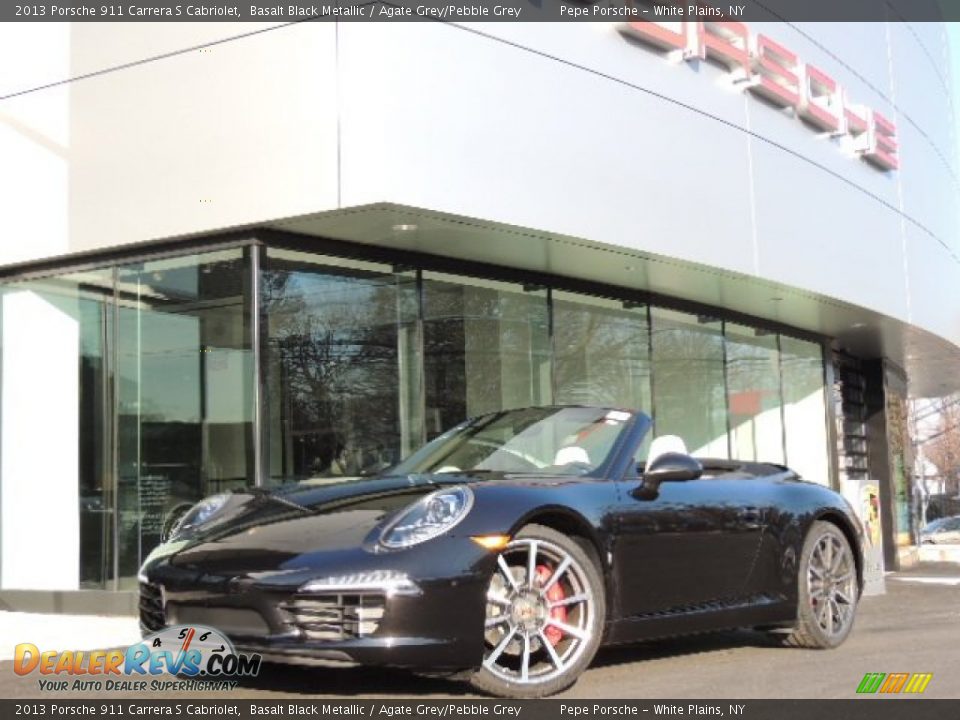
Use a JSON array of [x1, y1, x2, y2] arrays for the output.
[[421, 272, 551, 441], [725, 322, 785, 464], [260, 249, 420, 483], [77, 271, 116, 589], [115, 249, 255, 588], [649, 307, 729, 458]]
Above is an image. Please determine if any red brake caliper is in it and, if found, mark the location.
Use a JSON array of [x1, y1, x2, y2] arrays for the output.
[[536, 564, 567, 646]]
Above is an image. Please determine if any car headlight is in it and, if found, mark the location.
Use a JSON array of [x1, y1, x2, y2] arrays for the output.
[[380, 486, 473, 549], [169, 493, 230, 539]]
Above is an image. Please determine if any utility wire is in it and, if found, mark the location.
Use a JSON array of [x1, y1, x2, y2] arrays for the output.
[[0, 17, 350, 103]]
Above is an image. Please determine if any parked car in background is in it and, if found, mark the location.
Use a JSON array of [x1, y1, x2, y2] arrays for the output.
[[920, 515, 960, 544]]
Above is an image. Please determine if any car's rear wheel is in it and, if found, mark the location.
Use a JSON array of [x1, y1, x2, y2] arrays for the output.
[[469, 524, 605, 698], [782, 520, 859, 648]]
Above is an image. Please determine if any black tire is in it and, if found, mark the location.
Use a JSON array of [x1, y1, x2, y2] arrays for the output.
[[782, 520, 859, 649], [469, 524, 605, 698]]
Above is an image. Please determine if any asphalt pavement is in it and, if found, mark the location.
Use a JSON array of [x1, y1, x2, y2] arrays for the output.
[[2, 562, 958, 700]]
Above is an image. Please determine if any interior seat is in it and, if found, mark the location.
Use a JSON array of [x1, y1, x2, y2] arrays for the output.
[[646, 435, 688, 468]]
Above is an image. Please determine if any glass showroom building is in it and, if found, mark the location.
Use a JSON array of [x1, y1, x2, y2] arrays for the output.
[[0, 20, 957, 609], [1, 238, 831, 595]]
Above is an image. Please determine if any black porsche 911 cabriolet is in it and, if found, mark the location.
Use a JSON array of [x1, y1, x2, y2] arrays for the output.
[[139, 406, 863, 697]]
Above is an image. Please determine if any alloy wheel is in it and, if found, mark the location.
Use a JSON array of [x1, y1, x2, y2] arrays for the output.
[[482, 537, 594, 685], [806, 532, 857, 638]]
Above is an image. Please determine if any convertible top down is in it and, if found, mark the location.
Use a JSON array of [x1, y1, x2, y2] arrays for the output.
[[140, 406, 864, 697]]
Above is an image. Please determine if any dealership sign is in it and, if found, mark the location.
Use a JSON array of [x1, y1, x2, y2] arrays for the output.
[[621, 20, 899, 171]]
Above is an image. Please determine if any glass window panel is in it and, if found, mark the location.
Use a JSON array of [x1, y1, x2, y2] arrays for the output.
[[553, 292, 651, 459], [781, 336, 829, 483], [650, 307, 728, 458], [553, 292, 651, 409], [262, 248, 417, 483], [725, 322, 785, 464], [116, 249, 253, 588], [0, 270, 114, 590], [422, 273, 550, 440]]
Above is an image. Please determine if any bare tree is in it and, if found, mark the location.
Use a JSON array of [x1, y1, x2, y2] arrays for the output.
[[920, 398, 960, 498]]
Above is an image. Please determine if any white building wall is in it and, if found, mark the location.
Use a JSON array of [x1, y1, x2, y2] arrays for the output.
[[0, 20, 957, 359], [0, 23, 70, 265], [68, 21, 340, 252], [1, 290, 80, 590], [331, 22, 960, 350]]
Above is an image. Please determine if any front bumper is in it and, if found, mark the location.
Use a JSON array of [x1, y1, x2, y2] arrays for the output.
[[139, 555, 491, 670]]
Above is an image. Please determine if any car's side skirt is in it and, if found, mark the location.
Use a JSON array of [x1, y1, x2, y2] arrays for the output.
[[604, 594, 794, 645]]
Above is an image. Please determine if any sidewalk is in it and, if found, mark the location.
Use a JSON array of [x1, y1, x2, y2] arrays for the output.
[[0, 612, 139, 661], [918, 543, 960, 564]]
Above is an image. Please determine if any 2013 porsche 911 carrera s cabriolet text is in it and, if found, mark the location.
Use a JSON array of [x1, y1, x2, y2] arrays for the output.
[[139, 406, 864, 697]]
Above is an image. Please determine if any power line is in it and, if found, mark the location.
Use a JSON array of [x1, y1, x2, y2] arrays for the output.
[[0, 18, 333, 103], [912, 396, 960, 424]]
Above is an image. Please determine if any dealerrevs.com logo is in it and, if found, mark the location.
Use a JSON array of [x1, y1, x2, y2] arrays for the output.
[[13, 625, 261, 692]]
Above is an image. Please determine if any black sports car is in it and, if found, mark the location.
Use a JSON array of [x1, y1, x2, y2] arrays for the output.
[[139, 406, 864, 697]]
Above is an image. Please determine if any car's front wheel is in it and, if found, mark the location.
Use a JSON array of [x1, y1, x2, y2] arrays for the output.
[[469, 524, 605, 698], [782, 520, 859, 648]]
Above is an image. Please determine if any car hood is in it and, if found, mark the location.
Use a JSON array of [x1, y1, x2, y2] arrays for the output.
[[149, 471, 562, 576]]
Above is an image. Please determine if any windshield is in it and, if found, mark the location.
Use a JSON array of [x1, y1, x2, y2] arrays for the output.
[[391, 406, 635, 476]]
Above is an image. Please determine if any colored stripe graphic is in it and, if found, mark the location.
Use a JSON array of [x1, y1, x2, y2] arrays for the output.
[[903, 673, 933, 694], [879, 673, 909, 693], [857, 673, 885, 693], [857, 672, 932, 694]]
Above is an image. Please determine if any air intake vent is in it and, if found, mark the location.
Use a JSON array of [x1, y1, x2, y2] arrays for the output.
[[282, 593, 385, 641], [139, 582, 166, 632]]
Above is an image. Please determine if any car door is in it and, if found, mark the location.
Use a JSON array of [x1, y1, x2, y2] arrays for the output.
[[611, 468, 766, 619]]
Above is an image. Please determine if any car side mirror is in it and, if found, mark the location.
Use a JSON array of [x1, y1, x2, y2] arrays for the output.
[[634, 452, 703, 500]]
